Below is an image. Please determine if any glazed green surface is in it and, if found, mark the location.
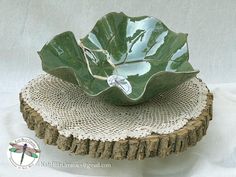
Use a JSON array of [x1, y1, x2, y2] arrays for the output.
[[38, 12, 198, 105]]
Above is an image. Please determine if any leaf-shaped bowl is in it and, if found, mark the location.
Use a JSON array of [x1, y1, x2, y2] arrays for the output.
[[38, 12, 199, 105]]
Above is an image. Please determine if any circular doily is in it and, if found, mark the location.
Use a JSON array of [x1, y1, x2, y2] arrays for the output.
[[20, 74, 213, 159]]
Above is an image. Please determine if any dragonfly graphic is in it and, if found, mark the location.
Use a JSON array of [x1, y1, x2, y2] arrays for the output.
[[9, 143, 40, 165]]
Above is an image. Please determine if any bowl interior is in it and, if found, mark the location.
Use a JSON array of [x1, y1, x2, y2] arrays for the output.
[[78, 12, 195, 98]]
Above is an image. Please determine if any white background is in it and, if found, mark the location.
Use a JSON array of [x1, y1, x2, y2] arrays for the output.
[[0, 0, 236, 176]]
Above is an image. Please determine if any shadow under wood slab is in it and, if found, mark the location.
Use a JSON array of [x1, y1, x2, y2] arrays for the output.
[[19, 75, 213, 160]]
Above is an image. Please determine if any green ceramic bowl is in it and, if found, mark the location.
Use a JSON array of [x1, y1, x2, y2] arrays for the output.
[[38, 12, 199, 105]]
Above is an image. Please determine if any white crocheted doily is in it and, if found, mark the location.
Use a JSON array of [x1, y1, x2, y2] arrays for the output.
[[21, 74, 208, 141]]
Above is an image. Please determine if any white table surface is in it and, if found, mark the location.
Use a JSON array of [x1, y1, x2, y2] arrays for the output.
[[1, 0, 236, 176]]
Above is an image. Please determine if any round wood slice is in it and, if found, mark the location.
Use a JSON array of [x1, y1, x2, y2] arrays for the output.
[[19, 91, 213, 160]]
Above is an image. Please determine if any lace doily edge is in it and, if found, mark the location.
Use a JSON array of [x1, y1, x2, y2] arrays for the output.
[[19, 90, 213, 160]]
